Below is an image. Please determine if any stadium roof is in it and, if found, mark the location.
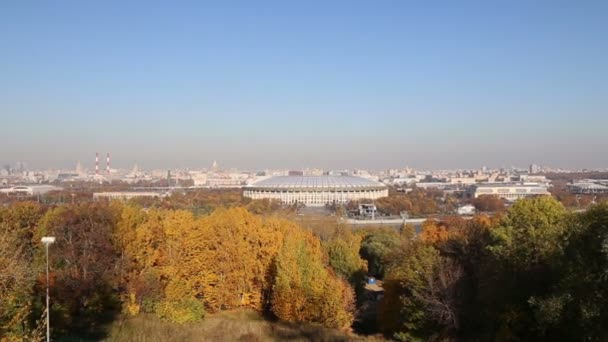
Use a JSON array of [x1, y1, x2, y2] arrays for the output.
[[569, 182, 608, 190], [247, 175, 386, 191]]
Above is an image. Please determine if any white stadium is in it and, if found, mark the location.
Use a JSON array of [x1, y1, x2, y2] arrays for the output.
[[243, 175, 388, 206]]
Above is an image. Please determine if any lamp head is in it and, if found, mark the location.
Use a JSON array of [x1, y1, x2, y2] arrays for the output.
[[41, 236, 56, 244]]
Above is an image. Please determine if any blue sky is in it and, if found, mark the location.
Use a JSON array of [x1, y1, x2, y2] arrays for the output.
[[1, 1, 606, 170]]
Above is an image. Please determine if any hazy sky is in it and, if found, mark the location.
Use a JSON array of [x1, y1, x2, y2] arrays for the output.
[[1, 1, 607, 170]]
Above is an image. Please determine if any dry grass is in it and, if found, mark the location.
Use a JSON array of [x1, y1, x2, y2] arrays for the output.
[[103, 310, 386, 342]]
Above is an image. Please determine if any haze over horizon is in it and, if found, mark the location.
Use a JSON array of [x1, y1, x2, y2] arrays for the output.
[[1, 1, 607, 170]]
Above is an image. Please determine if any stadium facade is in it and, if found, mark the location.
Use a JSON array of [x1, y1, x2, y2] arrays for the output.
[[243, 175, 388, 206]]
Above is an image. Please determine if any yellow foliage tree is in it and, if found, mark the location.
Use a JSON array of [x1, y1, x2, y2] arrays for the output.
[[113, 205, 355, 328], [271, 225, 355, 329], [0, 207, 39, 340], [187, 208, 284, 312]]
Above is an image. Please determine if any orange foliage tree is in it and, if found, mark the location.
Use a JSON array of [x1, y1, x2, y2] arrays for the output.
[[419, 219, 449, 244]]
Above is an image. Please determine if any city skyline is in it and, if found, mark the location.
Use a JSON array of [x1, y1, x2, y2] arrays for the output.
[[1, 1, 607, 170], [0, 156, 605, 173]]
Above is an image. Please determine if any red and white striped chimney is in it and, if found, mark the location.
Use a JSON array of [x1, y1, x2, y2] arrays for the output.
[[106, 153, 111, 174], [95, 152, 99, 175]]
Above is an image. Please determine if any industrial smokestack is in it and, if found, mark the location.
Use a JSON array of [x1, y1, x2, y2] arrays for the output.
[[95, 152, 99, 175], [106, 153, 110, 175]]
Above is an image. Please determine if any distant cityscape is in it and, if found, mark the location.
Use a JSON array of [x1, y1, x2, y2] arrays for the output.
[[2, 153, 608, 208]]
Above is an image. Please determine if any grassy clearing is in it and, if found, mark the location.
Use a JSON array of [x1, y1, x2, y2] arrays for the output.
[[102, 311, 386, 342]]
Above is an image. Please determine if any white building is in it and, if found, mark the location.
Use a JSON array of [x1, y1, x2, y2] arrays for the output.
[[0, 185, 62, 196], [189, 172, 208, 186], [206, 176, 243, 188], [385, 177, 417, 186], [471, 183, 550, 201], [358, 203, 378, 219], [93, 191, 167, 201], [519, 174, 549, 185], [243, 175, 388, 207], [415, 182, 453, 190], [457, 204, 476, 215], [448, 177, 478, 185]]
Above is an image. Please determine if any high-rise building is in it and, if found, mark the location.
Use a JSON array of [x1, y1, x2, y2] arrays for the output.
[[529, 164, 541, 174]]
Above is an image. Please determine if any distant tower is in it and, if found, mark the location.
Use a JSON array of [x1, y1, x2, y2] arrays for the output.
[[75, 162, 84, 175], [16, 162, 26, 173], [106, 153, 111, 175], [95, 152, 99, 175], [212, 160, 219, 172]]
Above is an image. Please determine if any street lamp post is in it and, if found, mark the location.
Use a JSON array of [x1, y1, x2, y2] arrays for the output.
[[41, 237, 55, 342]]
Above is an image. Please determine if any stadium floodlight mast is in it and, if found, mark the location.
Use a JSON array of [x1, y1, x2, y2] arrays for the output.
[[41, 236, 56, 342]]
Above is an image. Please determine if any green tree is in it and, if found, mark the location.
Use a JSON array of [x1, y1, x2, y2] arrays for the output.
[[359, 228, 403, 279], [380, 241, 464, 341], [484, 197, 569, 340], [528, 202, 608, 340], [323, 226, 367, 283], [489, 196, 567, 266]]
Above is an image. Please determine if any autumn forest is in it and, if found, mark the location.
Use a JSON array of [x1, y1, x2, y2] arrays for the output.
[[1, 194, 608, 341]]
